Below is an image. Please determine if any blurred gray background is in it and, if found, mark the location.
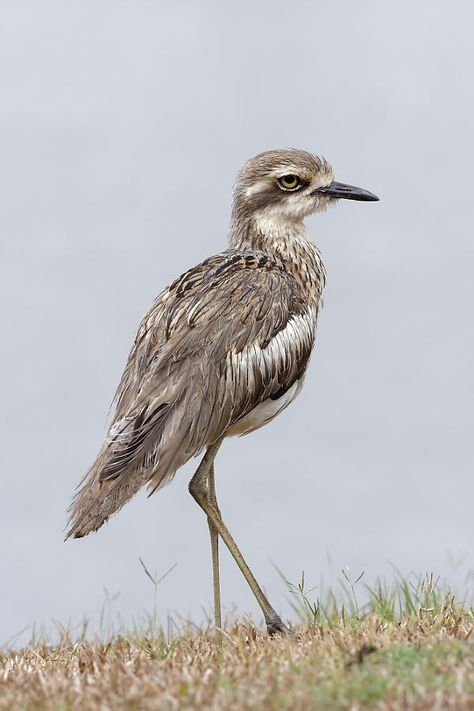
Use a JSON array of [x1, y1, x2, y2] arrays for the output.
[[1, 0, 473, 644]]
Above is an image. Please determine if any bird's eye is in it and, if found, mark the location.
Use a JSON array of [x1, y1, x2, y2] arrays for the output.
[[278, 174, 301, 191]]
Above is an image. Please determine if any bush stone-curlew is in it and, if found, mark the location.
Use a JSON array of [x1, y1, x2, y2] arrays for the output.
[[66, 148, 378, 637]]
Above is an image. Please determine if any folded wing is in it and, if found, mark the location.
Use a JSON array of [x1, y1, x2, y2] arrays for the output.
[[66, 250, 319, 538]]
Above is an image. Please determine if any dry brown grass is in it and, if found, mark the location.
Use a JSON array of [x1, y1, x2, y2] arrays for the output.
[[1, 583, 473, 711]]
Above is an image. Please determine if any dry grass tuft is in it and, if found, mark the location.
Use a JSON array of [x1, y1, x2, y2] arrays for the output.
[[1, 576, 473, 710]]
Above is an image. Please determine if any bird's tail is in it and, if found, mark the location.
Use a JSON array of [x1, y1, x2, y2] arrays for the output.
[[65, 402, 171, 539], [65, 374, 214, 540], [65, 445, 149, 539]]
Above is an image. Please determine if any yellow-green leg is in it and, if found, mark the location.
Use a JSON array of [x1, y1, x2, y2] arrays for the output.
[[207, 463, 222, 642], [189, 439, 289, 637]]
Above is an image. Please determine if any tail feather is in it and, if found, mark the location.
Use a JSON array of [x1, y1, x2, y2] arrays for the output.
[[65, 403, 170, 539], [65, 445, 150, 539], [65, 371, 217, 539]]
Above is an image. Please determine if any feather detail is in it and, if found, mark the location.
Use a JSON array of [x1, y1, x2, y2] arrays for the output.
[[66, 244, 325, 539]]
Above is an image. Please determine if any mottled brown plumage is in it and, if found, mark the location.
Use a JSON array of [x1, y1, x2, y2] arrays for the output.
[[66, 148, 378, 636], [66, 247, 321, 537]]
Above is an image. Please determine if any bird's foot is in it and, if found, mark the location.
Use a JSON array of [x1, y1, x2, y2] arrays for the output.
[[265, 614, 293, 636]]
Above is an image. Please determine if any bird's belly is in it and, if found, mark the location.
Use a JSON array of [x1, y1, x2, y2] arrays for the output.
[[225, 378, 304, 437]]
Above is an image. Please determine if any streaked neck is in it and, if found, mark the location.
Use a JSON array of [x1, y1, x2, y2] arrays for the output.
[[228, 208, 326, 299]]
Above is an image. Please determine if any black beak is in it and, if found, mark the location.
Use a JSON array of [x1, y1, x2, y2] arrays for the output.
[[312, 181, 379, 202]]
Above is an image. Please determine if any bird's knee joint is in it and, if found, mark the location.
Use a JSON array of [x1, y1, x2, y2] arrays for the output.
[[188, 478, 206, 502]]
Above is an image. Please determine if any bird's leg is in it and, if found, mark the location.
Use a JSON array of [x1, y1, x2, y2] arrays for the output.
[[207, 462, 222, 641], [189, 440, 289, 636]]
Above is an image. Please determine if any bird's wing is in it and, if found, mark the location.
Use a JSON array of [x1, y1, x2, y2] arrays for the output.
[[66, 250, 319, 538]]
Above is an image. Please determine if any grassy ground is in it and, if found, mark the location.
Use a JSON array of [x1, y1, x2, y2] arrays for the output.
[[1, 575, 473, 710]]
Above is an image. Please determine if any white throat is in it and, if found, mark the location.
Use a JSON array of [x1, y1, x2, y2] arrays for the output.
[[252, 207, 310, 247]]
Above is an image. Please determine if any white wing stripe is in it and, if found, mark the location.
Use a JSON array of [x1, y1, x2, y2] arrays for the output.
[[225, 310, 317, 394]]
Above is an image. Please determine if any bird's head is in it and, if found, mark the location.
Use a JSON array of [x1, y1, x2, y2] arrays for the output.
[[232, 148, 378, 228]]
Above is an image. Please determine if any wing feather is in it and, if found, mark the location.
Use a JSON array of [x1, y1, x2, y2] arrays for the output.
[[66, 250, 321, 538]]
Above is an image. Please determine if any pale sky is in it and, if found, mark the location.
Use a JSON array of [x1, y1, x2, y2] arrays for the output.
[[1, 0, 473, 644]]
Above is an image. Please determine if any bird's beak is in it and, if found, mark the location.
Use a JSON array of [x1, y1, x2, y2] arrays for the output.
[[312, 181, 379, 202]]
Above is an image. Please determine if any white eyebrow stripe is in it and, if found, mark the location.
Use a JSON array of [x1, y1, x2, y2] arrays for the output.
[[243, 166, 312, 198], [244, 178, 272, 197]]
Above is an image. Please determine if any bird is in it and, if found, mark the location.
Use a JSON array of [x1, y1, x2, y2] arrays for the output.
[[66, 148, 378, 637]]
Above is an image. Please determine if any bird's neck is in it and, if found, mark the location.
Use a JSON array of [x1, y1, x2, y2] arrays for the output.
[[228, 210, 326, 301]]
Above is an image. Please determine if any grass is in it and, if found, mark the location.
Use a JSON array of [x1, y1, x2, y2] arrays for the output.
[[1, 574, 473, 710]]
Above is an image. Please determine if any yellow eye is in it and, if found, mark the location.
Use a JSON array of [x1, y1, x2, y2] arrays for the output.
[[278, 174, 301, 190]]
